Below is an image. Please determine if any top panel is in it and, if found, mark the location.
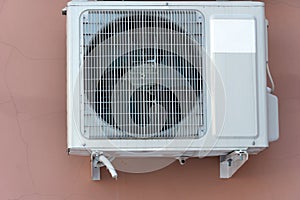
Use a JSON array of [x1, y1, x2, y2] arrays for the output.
[[68, 1, 265, 7]]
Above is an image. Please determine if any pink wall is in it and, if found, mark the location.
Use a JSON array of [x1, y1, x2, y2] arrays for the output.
[[0, 0, 299, 199]]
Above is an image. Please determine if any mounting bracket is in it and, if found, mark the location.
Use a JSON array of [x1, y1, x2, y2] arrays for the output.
[[91, 152, 101, 180], [220, 150, 248, 178], [91, 152, 118, 180]]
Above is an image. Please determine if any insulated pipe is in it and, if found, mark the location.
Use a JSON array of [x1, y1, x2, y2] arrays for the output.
[[99, 155, 118, 179]]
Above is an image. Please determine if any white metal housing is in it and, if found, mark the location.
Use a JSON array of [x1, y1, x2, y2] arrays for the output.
[[65, 1, 279, 179]]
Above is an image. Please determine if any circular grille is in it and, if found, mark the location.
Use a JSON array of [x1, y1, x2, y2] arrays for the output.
[[83, 12, 204, 138]]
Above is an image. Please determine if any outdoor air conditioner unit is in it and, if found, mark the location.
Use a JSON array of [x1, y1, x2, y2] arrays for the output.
[[64, 1, 279, 180]]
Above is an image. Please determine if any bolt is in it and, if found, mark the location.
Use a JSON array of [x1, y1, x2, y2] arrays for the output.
[[239, 154, 244, 161]]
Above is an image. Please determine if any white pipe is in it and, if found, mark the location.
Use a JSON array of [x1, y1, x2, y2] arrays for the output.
[[267, 63, 275, 93], [99, 155, 118, 179]]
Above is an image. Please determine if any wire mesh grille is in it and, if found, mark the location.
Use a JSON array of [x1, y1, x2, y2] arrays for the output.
[[81, 9, 205, 139]]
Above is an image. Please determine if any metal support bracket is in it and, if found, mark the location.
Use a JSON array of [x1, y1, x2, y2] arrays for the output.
[[220, 150, 248, 178], [91, 152, 101, 180], [91, 152, 118, 181]]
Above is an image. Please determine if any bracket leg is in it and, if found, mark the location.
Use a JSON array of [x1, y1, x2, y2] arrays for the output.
[[91, 153, 101, 181], [220, 150, 248, 178], [91, 152, 118, 180]]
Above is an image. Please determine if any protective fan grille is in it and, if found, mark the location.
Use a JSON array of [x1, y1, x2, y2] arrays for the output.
[[81, 10, 205, 139]]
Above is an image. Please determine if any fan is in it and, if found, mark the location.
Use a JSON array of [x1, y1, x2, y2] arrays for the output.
[[83, 11, 204, 139]]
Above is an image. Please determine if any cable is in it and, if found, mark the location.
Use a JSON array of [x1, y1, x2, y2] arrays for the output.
[[266, 62, 275, 93]]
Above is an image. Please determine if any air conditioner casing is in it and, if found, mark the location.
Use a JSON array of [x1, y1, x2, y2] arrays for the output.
[[65, 1, 279, 177]]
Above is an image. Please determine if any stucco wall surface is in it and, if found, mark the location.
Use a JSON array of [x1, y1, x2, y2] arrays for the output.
[[0, 0, 299, 199]]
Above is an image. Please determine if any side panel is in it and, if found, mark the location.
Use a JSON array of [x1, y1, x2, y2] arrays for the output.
[[67, 6, 85, 148], [211, 17, 258, 138]]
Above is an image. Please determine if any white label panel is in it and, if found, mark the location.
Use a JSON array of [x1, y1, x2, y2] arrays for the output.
[[211, 18, 256, 53]]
